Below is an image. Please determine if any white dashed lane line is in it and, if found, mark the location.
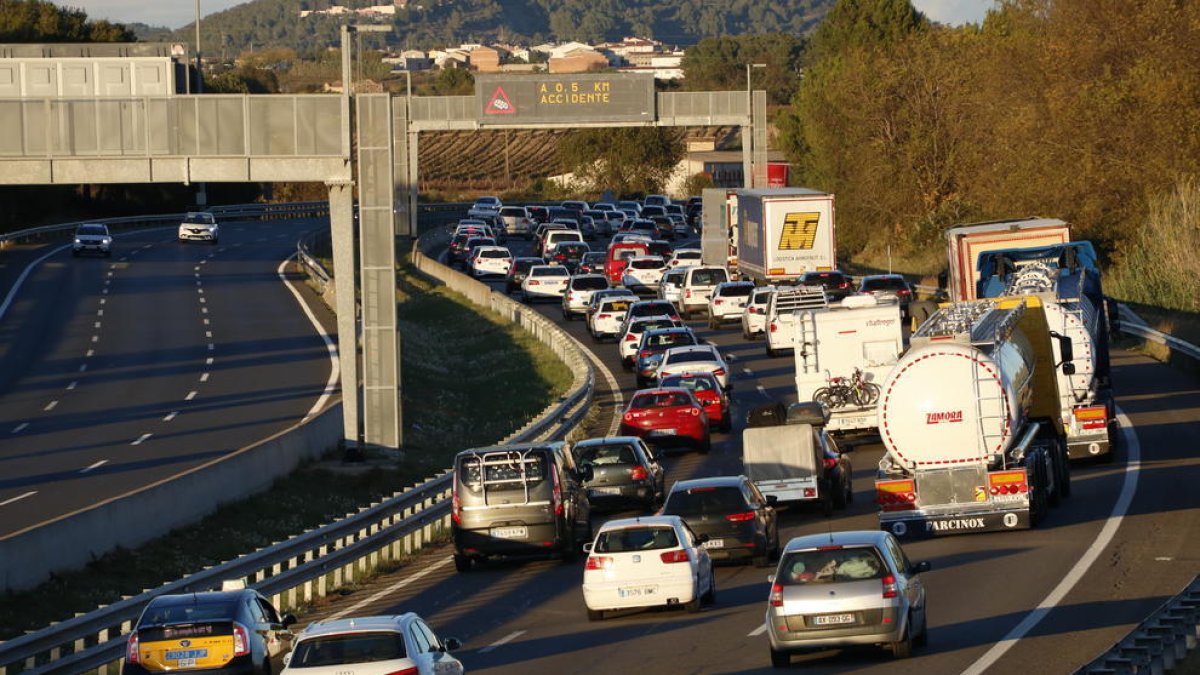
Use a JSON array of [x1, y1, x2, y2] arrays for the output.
[[163, 411, 179, 422], [480, 631, 526, 654], [66, 381, 77, 390], [11, 422, 29, 434], [131, 433, 152, 446], [86, 349, 94, 357], [78, 364, 87, 372], [205, 357, 214, 365], [0, 491, 36, 507], [200, 373, 210, 382], [185, 391, 198, 401], [43, 401, 57, 411], [80, 460, 107, 473], [748, 623, 767, 637]]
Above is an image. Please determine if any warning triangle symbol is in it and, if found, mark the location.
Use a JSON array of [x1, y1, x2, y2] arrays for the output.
[[485, 86, 516, 115]]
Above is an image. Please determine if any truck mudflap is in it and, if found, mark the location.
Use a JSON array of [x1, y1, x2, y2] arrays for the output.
[[879, 509, 1030, 538], [1066, 404, 1113, 460]]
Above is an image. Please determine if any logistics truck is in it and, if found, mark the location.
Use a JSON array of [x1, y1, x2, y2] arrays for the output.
[[874, 296, 1073, 537], [944, 217, 1071, 301], [736, 188, 836, 284]]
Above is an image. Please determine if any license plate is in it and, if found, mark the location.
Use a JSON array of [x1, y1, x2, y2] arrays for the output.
[[649, 429, 676, 436], [811, 613, 856, 626], [590, 487, 622, 496], [618, 585, 658, 598], [702, 538, 724, 549], [490, 526, 527, 539], [166, 649, 208, 661]]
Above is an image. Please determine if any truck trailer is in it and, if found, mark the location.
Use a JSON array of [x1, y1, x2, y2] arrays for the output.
[[736, 188, 836, 284], [701, 187, 739, 269], [874, 296, 1072, 537], [944, 218, 1071, 301]]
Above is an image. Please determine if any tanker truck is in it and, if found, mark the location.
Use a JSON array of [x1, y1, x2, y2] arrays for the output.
[[975, 242, 1117, 461], [874, 296, 1073, 537]]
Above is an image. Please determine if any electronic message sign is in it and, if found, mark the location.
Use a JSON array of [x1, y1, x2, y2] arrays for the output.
[[475, 73, 655, 125]]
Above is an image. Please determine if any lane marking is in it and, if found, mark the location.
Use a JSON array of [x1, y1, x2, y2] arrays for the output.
[[86, 349, 94, 357], [199, 297, 206, 303], [326, 556, 453, 621], [100, 298, 106, 305], [201, 306, 208, 313], [276, 255, 341, 423], [205, 357, 214, 365], [93, 321, 101, 329], [67, 381, 77, 390], [96, 309, 104, 317], [131, 433, 152, 446], [43, 400, 58, 411], [748, 623, 768, 637], [205, 330, 212, 338], [90, 335, 99, 343], [743, 367, 754, 376], [200, 373, 210, 382], [163, 411, 179, 422], [203, 318, 210, 325], [0, 243, 73, 321], [961, 408, 1141, 675], [11, 422, 29, 434], [80, 460, 107, 473], [194, 266, 201, 271], [101, 289, 108, 295], [480, 630, 526, 654], [0, 491, 36, 507], [207, 343, 214, 351], [185, 391, 198, 401]]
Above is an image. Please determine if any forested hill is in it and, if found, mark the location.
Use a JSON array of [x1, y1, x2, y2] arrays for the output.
[[171, 0, 835, 56]]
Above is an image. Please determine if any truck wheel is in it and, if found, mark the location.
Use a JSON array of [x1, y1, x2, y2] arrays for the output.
[[1057, 441, 1072, 498], [833, 475, 849, 510]]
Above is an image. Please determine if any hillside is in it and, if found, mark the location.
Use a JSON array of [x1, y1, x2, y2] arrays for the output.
[[172, 0, 835, 56]]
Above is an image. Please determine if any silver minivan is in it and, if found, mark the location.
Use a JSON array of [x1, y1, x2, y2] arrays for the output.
[[451, 443, 593, 572], [766, 530, 930, 666]]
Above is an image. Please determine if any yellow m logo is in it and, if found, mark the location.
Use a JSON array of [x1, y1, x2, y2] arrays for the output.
[[779, 212, 820, 250]]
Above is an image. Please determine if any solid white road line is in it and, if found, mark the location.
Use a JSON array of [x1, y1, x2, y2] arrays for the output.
[[11, 422, 29, 434], [480, 630, 526, 654], [326, 556, 453, 621], [0, 491, 36, 507], [43, 401, 57, 411], [163, 411, 179, 422], [276, 255, 341, 422], [961, 408, 1141, 675], [185, 391, 198, 401], [80, 460, 107, 473], [748, 623, 768, 637], [131, 433, 152, 446]]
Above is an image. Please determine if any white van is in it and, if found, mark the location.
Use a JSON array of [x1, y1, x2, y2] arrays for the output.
[[679, 266, 730, 318]]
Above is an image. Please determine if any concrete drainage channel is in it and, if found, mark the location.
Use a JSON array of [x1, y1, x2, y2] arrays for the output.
[[0, 210, 597, 674]]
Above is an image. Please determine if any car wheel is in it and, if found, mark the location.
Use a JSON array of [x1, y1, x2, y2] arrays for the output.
[[453, 554, 471, 573], [587, 608, 604, 622], [698, 435, 711, 454], [702, 572, 716, 606], [685, 584, 703, 613], [891, 621, 914, 659], [770, 647, 790, 668], [833, 475, 849, 510], [719, 416, 732, 434], [915, 606, 929, 646], [621, 360, 632, 372]]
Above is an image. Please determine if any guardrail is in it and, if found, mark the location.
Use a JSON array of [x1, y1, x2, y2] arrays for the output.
[[1076, 575, 1200, 674], [0, 210, 595, 675]]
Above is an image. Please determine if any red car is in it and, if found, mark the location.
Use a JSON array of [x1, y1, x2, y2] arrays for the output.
[[659, 372, 731, 433], [619, 388, 711, 453]]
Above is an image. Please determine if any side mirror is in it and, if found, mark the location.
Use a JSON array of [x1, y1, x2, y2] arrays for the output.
[[582, 542, 593, 554], [696, 533, 710, 544], [1049, 330, 1076, 374], [283, 654, 292, 667], [443, 637, 462, 651], [281, 613, 298, 628], [767, 574, 776, 583], [912, 561, 932, 574], [579, 465, 595, 482]]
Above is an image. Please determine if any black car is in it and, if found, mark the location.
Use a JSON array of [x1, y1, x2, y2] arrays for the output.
[[635, 326, 699, 388], [548, 241, 591, 274], [123, 588, 296, 674], [506, 256, 545, 294], [527, 205, 551, 224], [578, 251, 608, 275], [647, 239, 674, 260], [571, 436, 665, 512], [799, 270, 855, 302], [659, 475, 780, 567]]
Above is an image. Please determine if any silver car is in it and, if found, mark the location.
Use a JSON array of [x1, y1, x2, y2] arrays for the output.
[[282, 614, 463, 675], [766, 530, 930, 667], [72, 223, 112, 257]]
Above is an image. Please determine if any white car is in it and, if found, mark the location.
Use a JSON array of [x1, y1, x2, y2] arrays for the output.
[[618, 315, 683, 369], [470, 245, 513, 277], [707, 281, 756, 328], [667, 248, 702, 268], [498, 206, 532, 238], [562, 274, 610, 320], [657, 344, 730, 389], [467, 195, 502, 221], [521, 265, 571, 301], [178, 212, 218, 244], [679, 266, 730, 318], [282, 614, 463, 675], [741, 285, 777, 340], [621, 256, 667, 294], [582, 515, 715, 620], [72, 223, 112, 257], [658, 267, 688, 305], [589, 295, 636, 341]]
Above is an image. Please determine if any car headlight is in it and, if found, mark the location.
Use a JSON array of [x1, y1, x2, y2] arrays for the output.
[[74, 238, 81, 244], [102, 237, 112, 245]]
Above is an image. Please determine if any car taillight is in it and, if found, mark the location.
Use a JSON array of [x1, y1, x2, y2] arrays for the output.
[[882, 574, 898, 599], [714, 299, 724, 305], [555, 254, 566, 261], [713, 368, 725, 377], [769, 322, 778, 332], [838, 281, 849, 288], [769, 583, 784, 607], [383, 667, 419, 675], [823, 458, 838, 470], [630, 466, 649, 481], [898, 288, 912, 297], [529, 280, 540, 285], [126, 632, 140, 664], [586, 556, 613, 570], [451, 480, 461, 524], [685, 289, 692, 297], [552, 468, 564, 516], [625, 334, 637, 341], [689, 407, 702, 416], [660, 549, 690, 564], [598, 313, 610, 319], [639, 350, 652, 358], [233, 622, 250, 657], [725, 511, 756, 522]]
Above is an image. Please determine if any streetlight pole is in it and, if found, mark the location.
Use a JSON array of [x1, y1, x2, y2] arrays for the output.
[[743, 63, 766, 189], [194, 0, 203, 93]]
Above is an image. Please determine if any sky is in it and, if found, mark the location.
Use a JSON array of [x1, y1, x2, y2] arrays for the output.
[[69, 0, 995, 31]]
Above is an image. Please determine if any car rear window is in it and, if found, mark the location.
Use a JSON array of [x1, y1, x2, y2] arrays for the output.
[[595, 526, 679, 553], [573, 442, 637, 466], [663, 486, 748, 516], [665, 350, 715, 364], [645, 332, 694, 348], [457, 450, 547, 491], [630, 258, 664, 270], [479, 249, 510, 259], [690, 269, 729, 286], [631, 302, 674, 317], [777, 547, 888, 585], [573, 276, 608, 290], [500, 207, 526, 217], [601, 300, 631, 312], [630, 391, 692, 409], [613, 248, 643, 261], [184, 214, 214, 224], [863, 278, 909, 291], [752, 290, 774, 304], [674, 251, 701, 261], [140, 600, 238, 627], [531, 267, 569, 277], [289, 632, 407, 667], [557, 243, 589, 254], [805, 272, 848, 287], [661, 374, 716, 392], [718, 285, 754, 297]]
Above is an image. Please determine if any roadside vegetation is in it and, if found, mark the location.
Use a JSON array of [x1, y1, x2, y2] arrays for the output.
[[0, 261, 570, 640]]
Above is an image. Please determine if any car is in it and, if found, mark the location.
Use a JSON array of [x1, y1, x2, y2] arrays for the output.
[[122, 585, 296, 674], [526, 205, 550, 224], [741, 285, 777, 340], [799, 270, 855, 302], [585, 288, 636, 327], [560, 199, 589, 214], [72, 223, 112, 257], [646, 239, 674, 261], [766, 531, 931, 666], [644, 195, 670, 208], [582, 515, 715, 620], [660, 371, 730, 433], [505, 256, 545, 295], [618, 387, 710, 452], [578, 215, 599, 240], [621, 255, 668, 295], [542, 229, 585, 258], [649, 215, 675, 241], [707, 281, 756, 328], [498, 205, 533, 238], [635, 326, 699, 388], [467, 195, 502, 221], [451, 443, 592, 572], [570, 436, 665, 512], [857, 273, 915, 319], [179, 212, 218, 244], [470, 245, 513, 277], [657, 344, 730, 389], [547, 241, 591, 274], [462, 236, 497, 268], [658, 267, 689, 306], [659, 475, 780, 567], [578, 251, 608, 276], [562, 273, 610, 320], [589, 294, 636, 341], [283, 614, 463, 675], [520, 264, 571, 302], [457, 218, 502, 243], [623, 298, 682, 326], [617, 200, 642, 215], [605, 241, 650, 285], [617, 315, 683, 369], [583, 210, 612, 235], [667, 248, 702, 269], [592, 202, 617, 213], [679, 266, 731, 318]]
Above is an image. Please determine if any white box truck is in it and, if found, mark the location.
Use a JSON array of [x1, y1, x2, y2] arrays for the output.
[[736, 188, 836, 284]]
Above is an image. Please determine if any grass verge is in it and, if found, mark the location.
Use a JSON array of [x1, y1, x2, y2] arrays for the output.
[[0, 260, 570, 640]]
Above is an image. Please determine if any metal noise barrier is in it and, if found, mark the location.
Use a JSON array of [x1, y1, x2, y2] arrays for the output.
[[1075, 575, 1200, 674], [0, 209, 594, 675]]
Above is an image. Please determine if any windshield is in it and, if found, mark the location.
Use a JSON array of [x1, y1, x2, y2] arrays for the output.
[[77, 225, 107, 236], [718, 285, 753, 297], [184, 214, 214, 225], [662, 486, 747, 516], [777, 547, 887, 585]]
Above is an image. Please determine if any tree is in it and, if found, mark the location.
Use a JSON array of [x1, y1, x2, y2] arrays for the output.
[[0, 0, 135, 42], [681, 34, 805, 105], [804, 0, 928, 64], [557, 127, 684, 196]]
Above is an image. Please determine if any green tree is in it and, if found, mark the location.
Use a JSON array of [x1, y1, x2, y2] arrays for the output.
[[804, 0, 928, 63], [557, 127, 684, 196], [0, 0, 134, 42], [681, 34, 804, 105]]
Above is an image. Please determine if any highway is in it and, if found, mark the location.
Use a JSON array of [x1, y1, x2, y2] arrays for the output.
[[0, 220, 337, 537], [291, 229, 1199, 674]]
